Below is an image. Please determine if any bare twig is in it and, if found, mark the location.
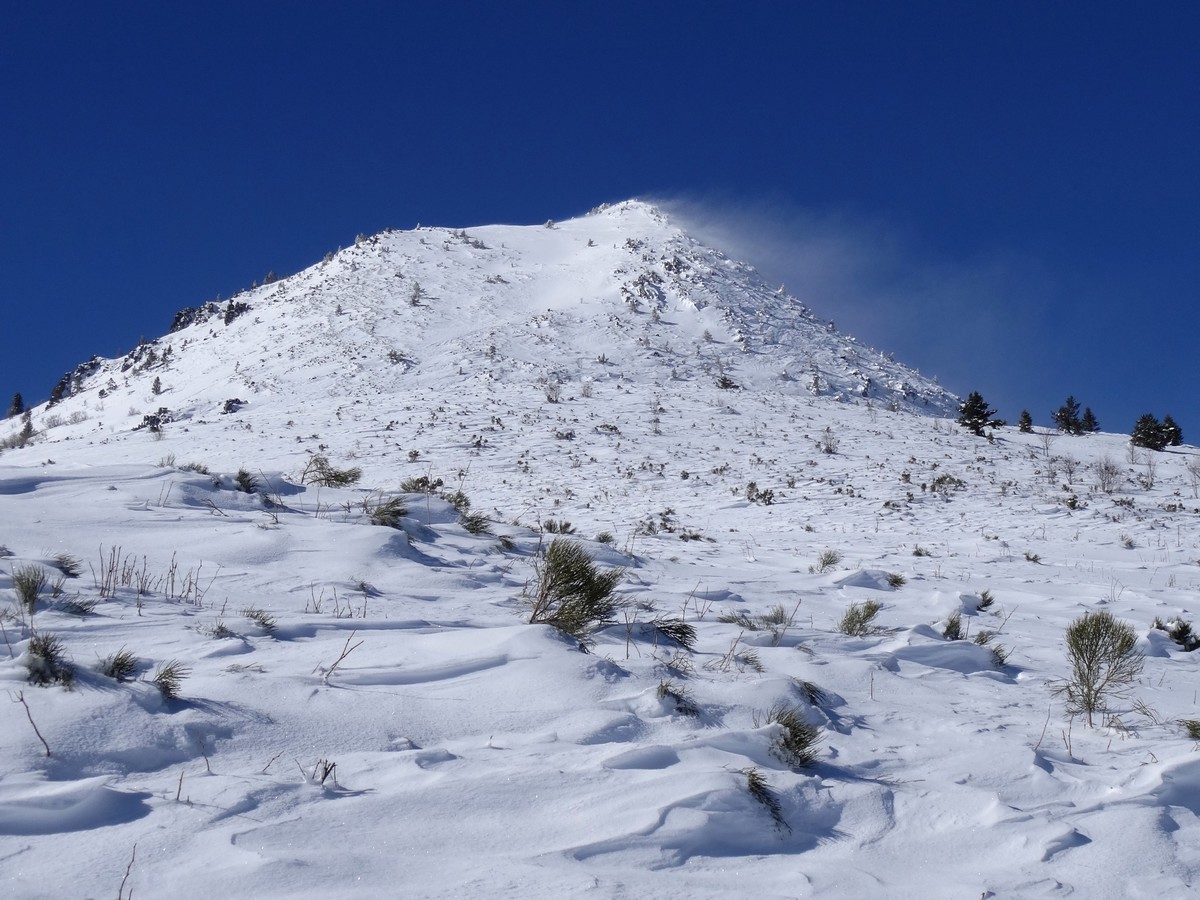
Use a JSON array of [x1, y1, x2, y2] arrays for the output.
[[201, 498, 229, 517], [12, 691, 51, 756], [117, 843, 137, 900], [317, 631, 363, 682], [260, 750, 284, 775]]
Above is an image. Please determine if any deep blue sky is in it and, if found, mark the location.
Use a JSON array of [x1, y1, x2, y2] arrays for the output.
[[3, 2, 1197, 437]]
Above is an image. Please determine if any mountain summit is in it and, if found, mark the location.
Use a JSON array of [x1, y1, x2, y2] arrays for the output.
[[19, 200, 954, 516]]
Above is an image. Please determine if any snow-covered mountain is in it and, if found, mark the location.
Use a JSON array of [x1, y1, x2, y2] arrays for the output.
[[3, 202, 1200, 899]]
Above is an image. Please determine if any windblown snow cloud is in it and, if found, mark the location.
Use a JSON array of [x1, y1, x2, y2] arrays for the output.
[[657, 194, 1056, 407]]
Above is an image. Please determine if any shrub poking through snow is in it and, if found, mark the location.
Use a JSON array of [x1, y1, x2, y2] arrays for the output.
[[1151, 617, 1200, 652], [886, 572, 906, 588], [837, 600, 882, 636], [743, 767, 789, 832], [1056, 610, 1143, 726], [809, 549, 842, 574], [399, 474, 443, 494], [51, 552, 83, 578], [300, 454, 362, 488], [650, 615, 697, 651], [973, 630, 1009, 667], [943, 612, 964, 641], [1180, 719, 1200, 741], [526, 538, 624, 645], [657, 680, 699, 716], [235, 469, 259, 494], [461, 511, 490, 535], [757, 702, 822, 769], [152, 660, 191, 701], [362, 494, 408, 528], [12, 564, 48, 614], [26, 632, 72, 686], [241, 606, 277, 636], [99, 648, 139, 682]]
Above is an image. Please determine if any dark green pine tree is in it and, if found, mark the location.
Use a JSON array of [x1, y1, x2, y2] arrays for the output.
[[1017, 409, 1033, 433], [6, 392, 23, 419], [1080, 407, 1100, 434], [1053, 396, 1083, 435], [1131, 413, 1168, 451], [958, 391, 1003, 436], [1162, 414, 1183, 447]]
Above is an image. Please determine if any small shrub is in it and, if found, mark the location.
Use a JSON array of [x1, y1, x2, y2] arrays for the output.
[[743, 767, 788, 831], [650, 616, 697, 651], [972, 630, 1009, 667], [363, 494, 407, 528], [235, 469, 259, 494], [541, 518, 576, 535], [809, 549, 843, 574], [595, 531, 614, 545], [241, 606, 277, 636], [1056, 610, 1143, 726], [943, 612, 963, 640], [837, 600, 882, 636], [717, 609, 758, 630], [1024, 551, 1041, 564], [441, 489, 470, 513], [98, 647, 139, 682], [26, 632, 72, 686], [52, 552, 83, 578], [12, 565, 48, 614], [886, 572, 906, 589], [757, 702, 822, 769], [977, 589, 995, 610], [525, 538, 624, 645], [1095, 456, 1122, 494], [930, 473, 966, 495], [203, 619, 236, 639], [795, 680, 826, 706], [1151, 617, 1200, 652], [461, 511, 490, 535], [657, 680, 699, 716], [745, 482, 775, 505], [399, 474, 443, 493], [1180, 719, 1200, 741], [60, 596, 98, 616], [912, 545, 932, 557], [301, 454, 362, 488], [152, 660, 191, 701]]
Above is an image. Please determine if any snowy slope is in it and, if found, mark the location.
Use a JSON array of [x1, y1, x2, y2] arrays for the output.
[[2, 202, 1200, 898]]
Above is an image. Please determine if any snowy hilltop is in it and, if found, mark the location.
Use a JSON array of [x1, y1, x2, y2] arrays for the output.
[[3, 201, 1200, 898]]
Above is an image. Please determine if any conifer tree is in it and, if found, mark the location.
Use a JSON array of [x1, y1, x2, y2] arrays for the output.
[[1080, 408, 1099, 434], [1053, 396, 1083, 435], [958, 391, 1003, 436], [1162, 414, 1183, 447], [6, 392, 23, 419], [1018, 409, 1033, 433], [1131, 413, 1168, 451]]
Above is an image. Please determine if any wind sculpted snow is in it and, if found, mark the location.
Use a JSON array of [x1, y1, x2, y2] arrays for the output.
[[2, 201, 1200, 898]]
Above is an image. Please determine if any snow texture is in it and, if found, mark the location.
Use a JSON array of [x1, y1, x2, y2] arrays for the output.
[[2, 201, 1200, 898]]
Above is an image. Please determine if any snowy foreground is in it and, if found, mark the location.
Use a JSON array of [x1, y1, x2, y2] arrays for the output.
[[3, 203, 1200, 898]]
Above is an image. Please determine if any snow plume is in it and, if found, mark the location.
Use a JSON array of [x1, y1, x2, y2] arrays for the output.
[[657, 193, 1057, 415]]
